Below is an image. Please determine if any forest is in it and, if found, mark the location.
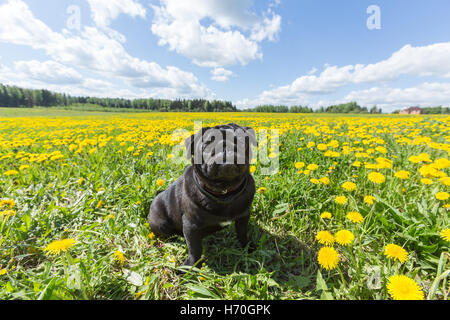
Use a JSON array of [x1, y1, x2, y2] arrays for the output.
[[0, 83, 236, 112], [247, 102, 382, 114], [1, 83, 448, 114]]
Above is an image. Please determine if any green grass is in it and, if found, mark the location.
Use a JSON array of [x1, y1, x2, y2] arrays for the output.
[[0, 109, 448, 300]]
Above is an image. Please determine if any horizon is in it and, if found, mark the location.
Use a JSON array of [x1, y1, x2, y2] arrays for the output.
[[0, 0, 450, 113]]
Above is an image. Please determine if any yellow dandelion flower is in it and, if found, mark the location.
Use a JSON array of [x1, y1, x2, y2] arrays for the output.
[[0, 210, 16, 218], [364, 195, 376, 205], [420, 178, 433, 185], [249, 166, 256, 174], [376, 157, 392, 169], [104, 214, 115, 221], [0, 199, 16, 208], [319, 177, 330, 185], [366, 163, 378, 170], [19, 164, 30, 171], [295, 162, 305, 169], [352, 161, 362, 167], [96, 200, 104, 209], [384, 244, 408, 263], [440, 229, 450, 241], [315, 231, 335, 246], [419, 164, 435, 177], [148, 232, 156, 240], [368, 172, 385, 184], [342, 181, 357, 191], [257, 187, 267, 194], [307, 164, 319, 171], [78, 177, 85, 185], [439, 177, 450, 186], [335, 196, 348, 205], [4, 170, 19, 176], [417, 153, 432, 163], [43, 239, 76, 255], [335, 230, 355, 246], [375, 146, 387, 154], [346, 211, 364, 224], [156, 179, 165, 187], [310, 178, 320, 185], [435, 192, 449, 201], [394, 170, 410, 180], [408, 155, 421, 164], [320, 212, 332, 219], [317, 247, 339, 271], [387, 275, 424, 300], [113, 250, 125, 265], [432, 158, 450, 170]]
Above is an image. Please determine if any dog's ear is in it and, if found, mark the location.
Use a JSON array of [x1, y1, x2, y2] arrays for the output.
[[184, 127, 209, 160]]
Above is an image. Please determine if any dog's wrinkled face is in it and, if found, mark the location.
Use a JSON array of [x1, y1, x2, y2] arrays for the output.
[[185, 123, 257, 192]]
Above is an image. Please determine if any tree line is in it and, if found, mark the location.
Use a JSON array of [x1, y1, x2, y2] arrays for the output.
[[247, 102, 382, 114], [314, 102, 382, 114], [1, 83, 448, 114], [246, 105, 314, 113], [0, 83, 236, 112]]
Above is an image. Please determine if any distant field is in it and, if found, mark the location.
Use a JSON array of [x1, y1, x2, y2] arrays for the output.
[[0, 109, 449, 300]]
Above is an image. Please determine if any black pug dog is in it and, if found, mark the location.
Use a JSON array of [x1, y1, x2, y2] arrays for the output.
[[148, 123, 257, 267]]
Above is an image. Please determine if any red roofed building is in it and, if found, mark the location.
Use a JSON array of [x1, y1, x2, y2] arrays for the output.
[[399, 106, 423, 115]]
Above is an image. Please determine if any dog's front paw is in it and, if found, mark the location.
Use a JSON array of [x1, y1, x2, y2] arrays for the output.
[[246, 241, 257, 253], [183, 256, 203, 268], [238, 238, 256, 253]]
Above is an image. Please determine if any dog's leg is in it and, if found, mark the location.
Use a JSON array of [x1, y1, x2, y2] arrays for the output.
[[148, 199, 180, 237], [182, 220, 203, 267], [235, 212, 250, 248]]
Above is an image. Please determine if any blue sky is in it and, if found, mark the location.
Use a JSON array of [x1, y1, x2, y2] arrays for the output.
[[0, 0, 449, 112]]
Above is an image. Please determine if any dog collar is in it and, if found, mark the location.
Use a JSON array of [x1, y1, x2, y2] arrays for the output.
[[192, 169, 248, 203]]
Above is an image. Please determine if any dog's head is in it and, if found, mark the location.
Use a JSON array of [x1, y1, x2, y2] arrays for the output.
[[185, 123, 257, 193]]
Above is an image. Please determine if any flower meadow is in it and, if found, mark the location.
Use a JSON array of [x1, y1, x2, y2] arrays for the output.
[[0, 108, 449, 300]]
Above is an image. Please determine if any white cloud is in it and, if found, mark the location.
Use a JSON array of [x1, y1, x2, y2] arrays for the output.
[[236, 87, 310, 109], [0, 0, 57, 46], [341, 82, 450, 112], [211, 68, 233, 82], [238, 42, 450, 109], [13, 60, 83, 85], [307, 67, 318, 75], [0, 0, 214, 99], [352, 43, 450, 83], [238, 81, 450, 112], [250, 12, 282, 42], [150, 0, 281, 68], [86, 0, 146, 28], [0, 59, 118, 96]]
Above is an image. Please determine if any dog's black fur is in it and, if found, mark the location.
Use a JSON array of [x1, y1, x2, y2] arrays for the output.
[[148, 123, 257, 267]]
